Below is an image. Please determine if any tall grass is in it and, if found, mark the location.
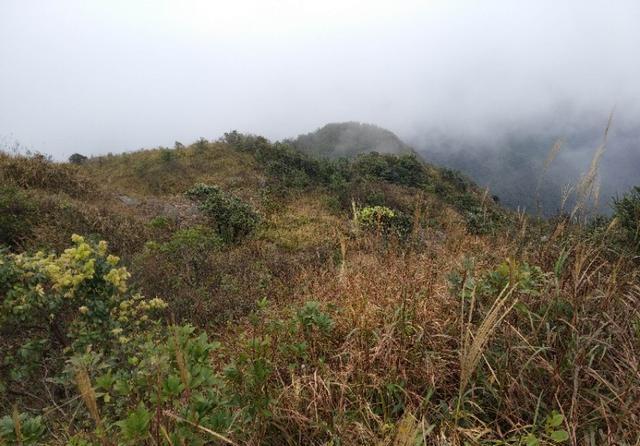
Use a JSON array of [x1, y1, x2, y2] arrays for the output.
[[536, 139, 564, 216], [570, 111, 614, 221]]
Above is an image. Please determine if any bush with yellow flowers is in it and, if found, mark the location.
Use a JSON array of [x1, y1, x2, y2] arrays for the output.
[[0, 235, 167, 385], [354, 205, 412, 238]]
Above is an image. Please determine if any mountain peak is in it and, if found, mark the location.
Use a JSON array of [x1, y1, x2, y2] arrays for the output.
[[292, 122, 413, 158]]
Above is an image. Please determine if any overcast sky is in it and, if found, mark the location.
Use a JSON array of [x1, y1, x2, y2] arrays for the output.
[[1, 0, 639, 159]]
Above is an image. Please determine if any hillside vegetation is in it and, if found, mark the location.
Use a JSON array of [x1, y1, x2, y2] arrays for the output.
[[1, 134, 639, 445]]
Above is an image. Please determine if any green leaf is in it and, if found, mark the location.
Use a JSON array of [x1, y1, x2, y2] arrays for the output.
[[94, 372, 114, 390], [116, 403, 151, 443], [523, 434, 540, 446], [549, 430, 569, 443], [547, 411, 564, 427], [163, 374, 184, 397]]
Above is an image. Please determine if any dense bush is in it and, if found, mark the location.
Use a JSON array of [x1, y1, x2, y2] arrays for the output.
[[255, 143, 323, 188], [0, 236, 222, 444], [186, 184, 260, 242], [223, 130, 270, 153], [440, 168, 472, 193], [68, 153, 88, 164], [446, 191, 507, 235], [158, 147, 177, 163], [0, 235, 167, 362], [133, 226, 227, 322], [0, 187, 36, 247], [352, 152, 428, 188], [0, 236, 249, 444], [612, 186, 640, 251], [355, 205, 412, 238]]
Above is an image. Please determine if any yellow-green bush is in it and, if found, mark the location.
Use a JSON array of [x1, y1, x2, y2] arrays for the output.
[[0, 236, 167, 382], [355, 205, 412, 238]]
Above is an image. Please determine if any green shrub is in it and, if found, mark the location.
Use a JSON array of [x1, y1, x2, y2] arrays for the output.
[[0, 187, 36, 247], [223, 131, 270, 153], [159, 226, 222, 255], [68, 153, 88, 164], [448, 192, 506, 235], [441, 168, 471, 192], [0, 412, 46, 445], [143, 225, 222, 286], [136, 226, 222, 311], [514, 411, 570, 445], [479, 258, 544, 296], [254, 142, 326, 188], [612, 186, 640, 252], [185, 184, 260, 242], [352, 153, 428, 188], [222, 131, 435, 203], [158, 147, 176, 163], [147, 215, 170, 230], [194, 137, 209, 152], [296, 300, 334, 334]]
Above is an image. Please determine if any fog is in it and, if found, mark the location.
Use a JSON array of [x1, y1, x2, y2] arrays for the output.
[[1, 0, 639, 208]]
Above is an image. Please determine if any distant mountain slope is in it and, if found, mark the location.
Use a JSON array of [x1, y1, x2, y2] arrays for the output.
[[412, 115, 640, 216], [291, 122, 414, 158]]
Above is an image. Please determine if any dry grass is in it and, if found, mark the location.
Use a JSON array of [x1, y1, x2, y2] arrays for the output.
[[75, 366, 101, 429], [571, 111, 614, 221], [458, 283, 517, 396], [81, 141, 264, 197], [0, 151, 98, 198], [536, 139, 564, 216]]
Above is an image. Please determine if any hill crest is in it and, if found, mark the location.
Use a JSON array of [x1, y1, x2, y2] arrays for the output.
[[291, 121, 414, 158]]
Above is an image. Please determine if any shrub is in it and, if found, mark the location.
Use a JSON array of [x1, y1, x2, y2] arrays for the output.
[[161, 226, 222, 253], [441, 168, 470, 192], [0, 235, 341, 444], [296, 300, 334, 334], [223, 131, 270, 153], [0, 187, 36, 247], [353, 152, 428, 187], [612, 186, 640, 251], [158, 147, 176, 163], [0, 235, 167, 361], [255, 142, 324, 189], [0, 412, 46, 445], [194, 137, 209, 152], [355, 205, 412, 238], [185, 184, 260, 242], [68, 153, 88, 164], [448, 192, 506, 235], [479, 258, 544, 296], [147, 215, 171, 230]]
